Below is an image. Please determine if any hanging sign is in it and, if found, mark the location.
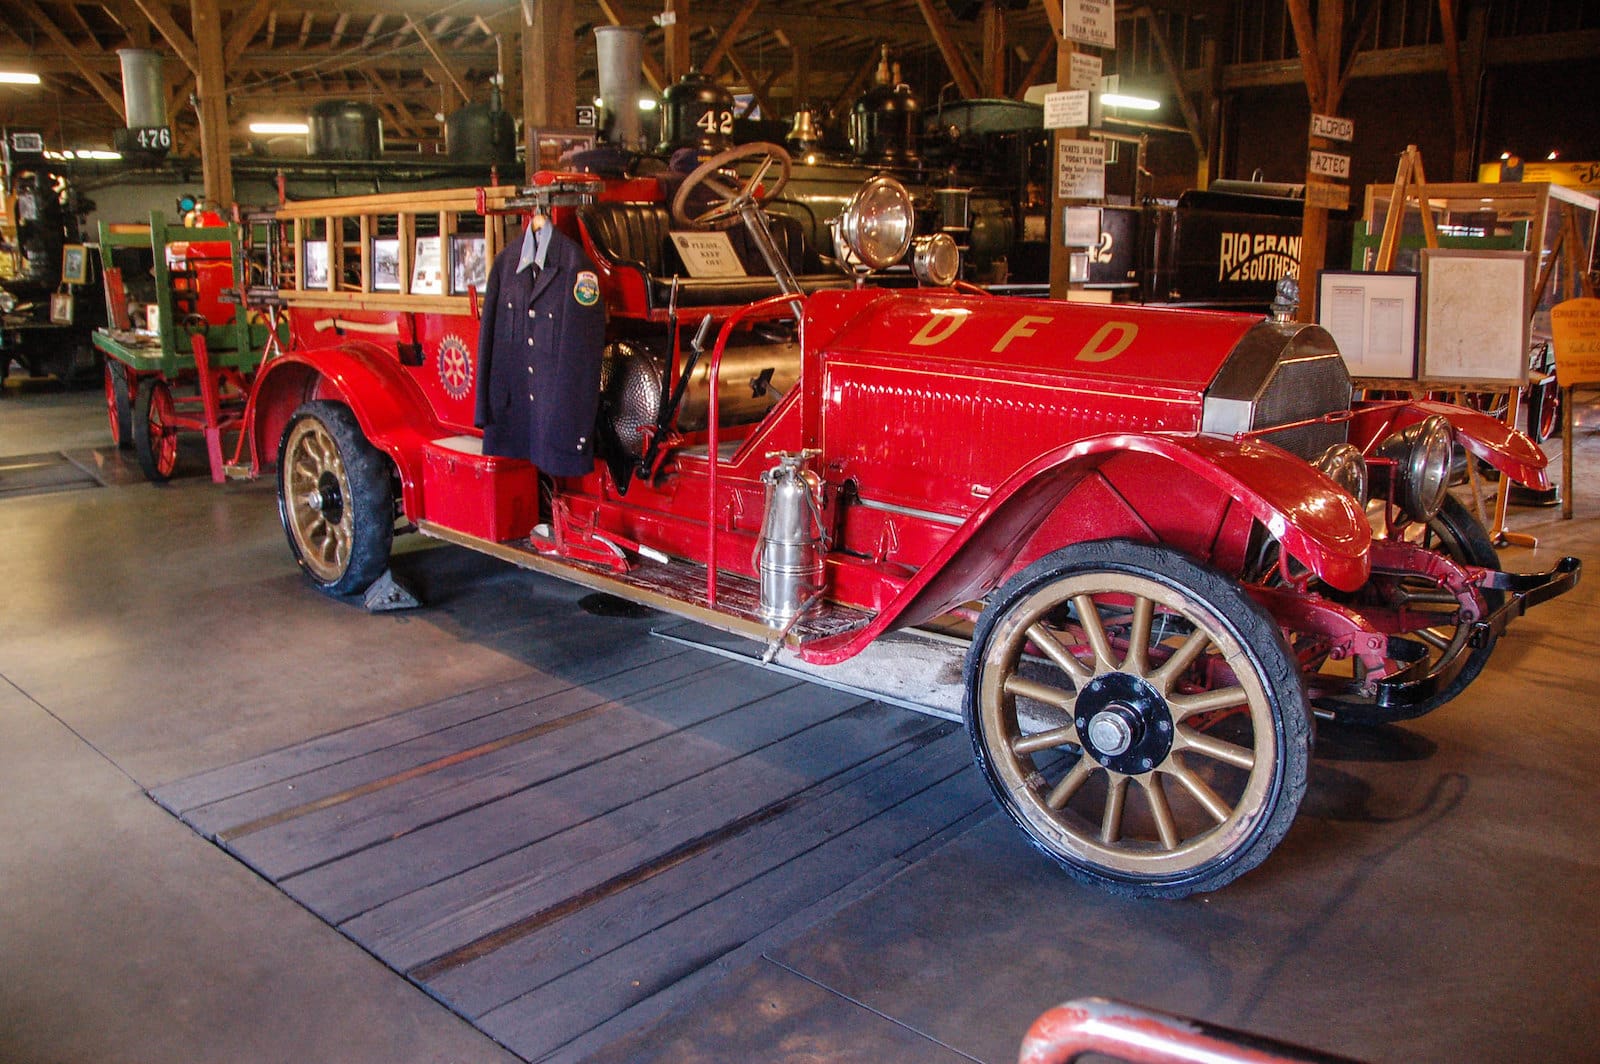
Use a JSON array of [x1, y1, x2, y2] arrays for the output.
[[1309, 150, 1351, 180], [1043, 90, 1091, 129], [1551, 298, 1600, 386], [1058, 139, 1107, 199], [1305, 181, 1350, 211], [1063, 0, 1115, 48], [1310, 113, 1354, 142], [1067, 53, 1102, 92]]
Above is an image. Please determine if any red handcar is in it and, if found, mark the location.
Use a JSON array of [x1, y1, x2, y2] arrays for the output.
[[233, 147, 1577, 897]]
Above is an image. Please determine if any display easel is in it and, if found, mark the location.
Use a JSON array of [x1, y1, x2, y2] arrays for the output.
[[1354, 146, 1532, 547]]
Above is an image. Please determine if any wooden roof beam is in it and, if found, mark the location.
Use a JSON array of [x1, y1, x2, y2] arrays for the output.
[[360, 14, 384, 49], [327, 12, 351, 50], [296, 11, 313, 49], [911, 0, 980, 97], [406, 14, 472, 104], [702, 0, 760, 77], [224, 0, 274, 65], [12, 0, 126, 119], [1136, 8, 1203, 151], [129, 0, 199, 72]]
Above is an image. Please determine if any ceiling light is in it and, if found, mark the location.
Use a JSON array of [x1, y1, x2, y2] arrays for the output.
[[1548, 151, 1559, 161], [638, 97, 658, 111], [249, 121, 309, 135], [0, 71, 41, 85], [75, 149, 122, 160], [1100, 92, 1160, 111]]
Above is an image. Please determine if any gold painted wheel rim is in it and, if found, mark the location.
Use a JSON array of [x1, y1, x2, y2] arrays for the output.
[[284, 418, 353, 584], [978, 571, 1279, 877]]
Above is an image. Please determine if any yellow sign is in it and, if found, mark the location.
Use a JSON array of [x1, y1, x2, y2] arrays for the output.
[[1551, 298, 1600, 386], [1476, 160, 1600, 193]]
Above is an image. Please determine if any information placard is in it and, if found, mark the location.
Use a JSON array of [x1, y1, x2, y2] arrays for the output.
[[1310, 113, 1354, 142], [1308, 150, 1351, 180], [1043, 90, 1090, 129], [1551, 297, 1600, 386], [1057, 139, 1107, 199], [670, 231, 746, 277], [1068, 52, 1102, 92]]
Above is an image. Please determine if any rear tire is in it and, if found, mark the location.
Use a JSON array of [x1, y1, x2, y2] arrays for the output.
[[276, 400, 394, 597], [133, 377, 178, 481]]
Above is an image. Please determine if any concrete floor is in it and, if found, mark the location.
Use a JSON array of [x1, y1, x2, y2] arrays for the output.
[[3, 381, 1598, 1063]]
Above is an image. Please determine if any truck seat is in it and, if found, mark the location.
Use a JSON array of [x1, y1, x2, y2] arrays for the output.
[[577, 202, 850, 312]]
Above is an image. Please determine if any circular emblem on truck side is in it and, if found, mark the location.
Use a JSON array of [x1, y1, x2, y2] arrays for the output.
[[437, 334, 473, 400]]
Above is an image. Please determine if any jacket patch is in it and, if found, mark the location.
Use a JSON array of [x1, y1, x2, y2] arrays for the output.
[[437, 334, 474, 400], [573, 270, 600, 306]]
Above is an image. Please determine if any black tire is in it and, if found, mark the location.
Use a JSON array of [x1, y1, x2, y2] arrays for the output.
[[133, 377, 178, 482], [964, 539, 1311, 898], [1527, 378, 1559, 445], [276, 400, 394, 597], [1317, 494, 1502, 725], [105, 361, 134, 449]]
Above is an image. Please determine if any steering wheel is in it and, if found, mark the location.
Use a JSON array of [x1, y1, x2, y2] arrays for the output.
[[670, 142, 793, 230]]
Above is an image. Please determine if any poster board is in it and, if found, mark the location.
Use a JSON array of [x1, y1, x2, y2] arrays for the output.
[[1317, 270, 1418, 379], [670, 231, 745, 277], [1419, 248, 1533, 384], [1551, 297, 1600, 386], [411, 236, 443, 294]]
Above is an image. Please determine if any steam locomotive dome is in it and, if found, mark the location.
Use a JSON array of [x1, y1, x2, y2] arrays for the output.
[[659, 73, 736, 153], [849, 80, 921, 166]]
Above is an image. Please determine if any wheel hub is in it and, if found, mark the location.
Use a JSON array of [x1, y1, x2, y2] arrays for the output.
[[1074, 671, 1173, 774], [311, 471, 344, 522]]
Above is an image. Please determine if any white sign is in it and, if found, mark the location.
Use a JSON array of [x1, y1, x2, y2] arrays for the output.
[[1043, 90, 1090, 129], [1308, 149, 1351, 180], [1063, 0, 1115, 48], [411, 236, 443, 294], [670, 231, 746, 277], [1057, 138, 1107, 200], [1310, 113, 1354, 142], [1068, 52, 1102, 92], [1062, 206, 1102, 248]]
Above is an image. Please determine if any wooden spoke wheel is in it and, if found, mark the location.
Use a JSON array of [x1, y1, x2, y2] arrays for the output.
[[105, 361, 133, 450], [133, 377, 178, 481], [276, 400, 394, 597], [964, 540, 1310, 898], [1316, 495, 1502, 724]]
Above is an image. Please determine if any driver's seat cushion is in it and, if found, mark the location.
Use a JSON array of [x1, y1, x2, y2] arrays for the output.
[[577, 202, 850, 310]]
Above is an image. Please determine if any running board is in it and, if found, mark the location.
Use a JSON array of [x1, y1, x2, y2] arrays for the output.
[[416, 519, 873, 648]]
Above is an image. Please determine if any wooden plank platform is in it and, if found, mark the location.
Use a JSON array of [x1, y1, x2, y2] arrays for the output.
[[150, 624, 992, 1062]]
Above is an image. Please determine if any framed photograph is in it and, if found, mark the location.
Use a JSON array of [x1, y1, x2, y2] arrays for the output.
[[1419, 248, 1534, 385], [61, 244, 88, 285], [450, 235, 487, 294], [529, 128, 596, 172], [411, 236, 443, 294], [49, 290, 74, 324], [1316, 270, 1420, 380], [371, 238, 400, 291], [302, 240, 329, 289]]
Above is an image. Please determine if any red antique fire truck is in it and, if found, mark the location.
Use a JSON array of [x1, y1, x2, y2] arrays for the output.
[[234, 145, 1577, 897]]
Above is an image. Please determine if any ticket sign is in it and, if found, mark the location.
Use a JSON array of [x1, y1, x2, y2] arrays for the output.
[[1058, 138, 1107, 199], [1043, 90, 1090, 129], [1309, 150, 1351, 180], [1311, 113, 1354, 142], [1551, 297, 1600, 385], [1063, 0, 1115, 48]]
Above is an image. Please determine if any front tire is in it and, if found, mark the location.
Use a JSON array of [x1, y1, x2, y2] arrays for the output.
[[133, 377, 178, 481], [276, 400, 394, 597], [964, 540, 1311, 898], [105, 361, 133, 449]]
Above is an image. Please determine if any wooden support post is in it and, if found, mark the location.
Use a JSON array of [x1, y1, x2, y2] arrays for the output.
[[1043, 0, 1083, 300], [981, 1, 1007, 97], [190, 0, 233, 207], [664, 0, 691, 82], [524, 0, 576, 175]]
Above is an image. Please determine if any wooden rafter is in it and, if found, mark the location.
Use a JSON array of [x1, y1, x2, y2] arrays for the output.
[[225, 0, 276, 66], [129, 0, 199, 72], [360, 14, 384, 49], [1284, 0, 1329, 112], [297, 12, 313, 49], [1015, 34, 1055, 98], [702, 0, 761, 76], [105, 2, 152, 49], [723, 45, 775, 117], [406, 14, 472, 104], [328, 13, 351, 50], [361, 68, 424, 137], [910, 0, 978, 98], [1138, 8, 1203, 151], [12, 0, 127, 120], [265, 11, 276, 48]]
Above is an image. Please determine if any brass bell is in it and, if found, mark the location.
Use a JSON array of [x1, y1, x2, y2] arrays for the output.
[[787, 109, 821, 150]]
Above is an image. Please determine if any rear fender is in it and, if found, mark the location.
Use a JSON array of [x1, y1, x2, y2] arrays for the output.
[[1350, 398, 1549, 490], [800, 432, 1371, 664], [245, 342, 443, 514]]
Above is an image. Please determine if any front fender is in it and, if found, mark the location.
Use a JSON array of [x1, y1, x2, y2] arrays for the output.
[[1350, 398, 1549, 490], [246, 342, 444, 515], [800, 432, 1371, 665]]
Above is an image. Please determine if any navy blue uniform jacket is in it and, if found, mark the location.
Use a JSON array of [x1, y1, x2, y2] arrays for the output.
[[474, 224, 607, 476]]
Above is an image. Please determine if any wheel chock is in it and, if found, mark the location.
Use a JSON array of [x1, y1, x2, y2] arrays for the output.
[[363, 569, 421, 612]]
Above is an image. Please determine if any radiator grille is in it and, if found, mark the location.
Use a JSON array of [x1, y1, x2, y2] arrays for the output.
[[1202, 322, 1351, 460]]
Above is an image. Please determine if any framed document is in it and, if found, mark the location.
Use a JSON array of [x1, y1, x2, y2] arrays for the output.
[[1419, 248, 1533, 385], [1316, 270, 1419, 380]]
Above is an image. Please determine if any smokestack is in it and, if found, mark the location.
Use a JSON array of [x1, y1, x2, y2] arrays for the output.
[[594, 25, 644, 150], [117, 49, 166, 129]]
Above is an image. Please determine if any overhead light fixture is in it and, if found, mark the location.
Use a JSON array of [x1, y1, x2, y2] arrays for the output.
[[1100, 93, 1161, 111], [1500, 151, 1512, 160], [0, 71, 41, 85], [639, 97, 658, 111], [249, 121, 309, 135], [1548, 150, 1559, 160], [75, 149, 122, 160]]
